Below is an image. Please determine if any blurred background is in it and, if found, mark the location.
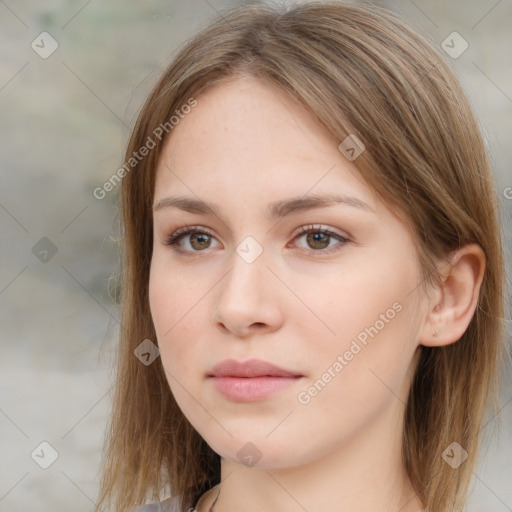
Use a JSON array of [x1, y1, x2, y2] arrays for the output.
[[0, 1, 510, 511]]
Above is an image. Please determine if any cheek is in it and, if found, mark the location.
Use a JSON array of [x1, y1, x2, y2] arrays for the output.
[[149, 268, 207, 424], [292, 253, 421, 395], [148, 261, 200, 371], [292, 297, 418, 448], [149, 254, 203, 332], [291, 255, 415, 345]]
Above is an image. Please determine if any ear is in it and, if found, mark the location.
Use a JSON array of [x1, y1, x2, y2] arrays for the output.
[[419, 243, 486, 347]]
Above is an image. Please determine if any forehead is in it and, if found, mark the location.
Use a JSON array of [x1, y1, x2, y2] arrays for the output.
[[154, 76, 375, 208], [166, 76, 337, 160]]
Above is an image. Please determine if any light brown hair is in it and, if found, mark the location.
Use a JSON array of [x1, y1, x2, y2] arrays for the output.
[[96, 2, 506, 511]]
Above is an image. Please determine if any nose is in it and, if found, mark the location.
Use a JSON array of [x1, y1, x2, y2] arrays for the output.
[[212, 248, 284, 338]]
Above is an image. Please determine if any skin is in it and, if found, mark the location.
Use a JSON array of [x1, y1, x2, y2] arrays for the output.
[[149, 75, 485, 512]]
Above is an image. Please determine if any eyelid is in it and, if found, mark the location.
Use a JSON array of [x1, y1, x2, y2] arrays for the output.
[[167, 224, 215, 239], [290, 223, 349, 240]]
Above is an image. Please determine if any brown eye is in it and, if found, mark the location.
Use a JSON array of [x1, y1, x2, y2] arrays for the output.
[[304, 231, 330, 250], [188, 232, 212, 250], [292, 225, 350, 253], [164, 226, 219, 252]]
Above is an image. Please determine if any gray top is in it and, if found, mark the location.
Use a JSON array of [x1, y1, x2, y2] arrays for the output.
[[133, 483, 219, 512], [133, 495, 183, 512]]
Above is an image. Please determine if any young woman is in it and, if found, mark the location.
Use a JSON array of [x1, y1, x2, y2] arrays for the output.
[[96, 2, 506, 512]]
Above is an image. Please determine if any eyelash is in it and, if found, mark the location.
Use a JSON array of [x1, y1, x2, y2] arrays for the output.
[[163, 224, 350, 256]]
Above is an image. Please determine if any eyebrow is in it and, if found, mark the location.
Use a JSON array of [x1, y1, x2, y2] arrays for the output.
[[153, 193, 375, 219]]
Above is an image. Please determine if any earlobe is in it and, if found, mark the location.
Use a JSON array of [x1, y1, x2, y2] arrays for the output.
[[419, 244, 486, 347]]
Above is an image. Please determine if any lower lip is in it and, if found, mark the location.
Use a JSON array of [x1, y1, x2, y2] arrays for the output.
[[209, 376, 302, 402]]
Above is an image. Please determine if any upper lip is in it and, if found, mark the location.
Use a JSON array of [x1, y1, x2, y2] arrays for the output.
[[208, 358, 302, 378]]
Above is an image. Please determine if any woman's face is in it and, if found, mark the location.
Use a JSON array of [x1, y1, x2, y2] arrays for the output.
[[149, 76, 427, 468]]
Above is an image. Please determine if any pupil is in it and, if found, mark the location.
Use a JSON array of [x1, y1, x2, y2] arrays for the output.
[[308, 232, 329, 249], [192, 233, 210, 249]]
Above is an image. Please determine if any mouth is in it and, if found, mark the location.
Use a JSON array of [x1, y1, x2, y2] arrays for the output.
[[207, 359, 304, 402], [208, 375, 303, 402], [207, 358, 303, 378]]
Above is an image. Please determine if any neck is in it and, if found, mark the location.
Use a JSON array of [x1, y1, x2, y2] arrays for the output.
[[207, 404, 423, 512]]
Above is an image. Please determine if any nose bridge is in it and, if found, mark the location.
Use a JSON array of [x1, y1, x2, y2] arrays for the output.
[[220, 241, 266, 309], [213, 238, 277, 334]]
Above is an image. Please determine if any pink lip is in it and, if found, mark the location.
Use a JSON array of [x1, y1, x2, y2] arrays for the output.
[[208, 358, 301, 378], [207, 359, 303, 402], [210, 376, 301, 402]]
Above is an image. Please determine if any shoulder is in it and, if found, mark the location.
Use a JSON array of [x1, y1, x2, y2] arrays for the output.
[[133, 495, 185, 512]]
